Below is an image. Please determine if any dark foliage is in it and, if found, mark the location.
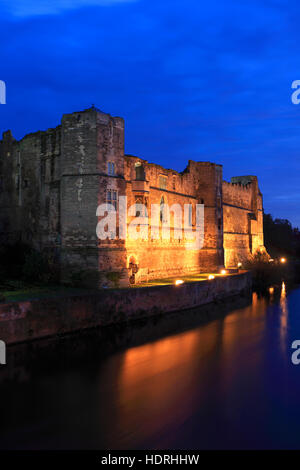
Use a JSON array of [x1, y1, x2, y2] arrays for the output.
[[0, 242, 57, 284], [264, 213, 300, 259]]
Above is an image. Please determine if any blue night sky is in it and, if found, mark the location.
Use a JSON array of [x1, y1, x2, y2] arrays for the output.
[[0, 0, 300, 226]]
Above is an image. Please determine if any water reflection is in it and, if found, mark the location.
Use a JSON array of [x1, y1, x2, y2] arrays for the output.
[[98, 292, 272, 448], [280, 282, 289, 355], [1, 287, 300, 449]]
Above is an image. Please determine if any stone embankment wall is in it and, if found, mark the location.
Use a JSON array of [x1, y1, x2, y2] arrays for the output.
[[0, 272, 251, 345]]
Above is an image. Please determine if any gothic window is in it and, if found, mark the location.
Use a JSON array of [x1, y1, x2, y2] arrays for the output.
[[135, 196, 144, 217]]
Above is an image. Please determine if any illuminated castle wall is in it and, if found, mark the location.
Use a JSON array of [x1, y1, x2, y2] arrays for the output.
[[0, 107, 265, 286]]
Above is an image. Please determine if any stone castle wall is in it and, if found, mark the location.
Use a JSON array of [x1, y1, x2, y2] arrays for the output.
[[124, 158, 224, 281], [0, 126, 61, 253], [0, 107, 265, 286], [222, 177, 264, 267]]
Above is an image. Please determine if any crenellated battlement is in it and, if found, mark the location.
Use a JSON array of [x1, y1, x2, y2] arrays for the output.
[[222, 180, 253, 191]]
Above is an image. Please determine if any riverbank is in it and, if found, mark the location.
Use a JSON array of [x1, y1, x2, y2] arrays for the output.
[[0, 271, 251, 345]]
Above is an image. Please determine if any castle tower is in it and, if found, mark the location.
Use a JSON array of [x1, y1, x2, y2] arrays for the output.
[[223, 175, 265, 267], [60, 107, 127, 287]]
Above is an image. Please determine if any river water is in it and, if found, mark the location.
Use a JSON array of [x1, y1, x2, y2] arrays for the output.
[[1, 284, 300, 450]]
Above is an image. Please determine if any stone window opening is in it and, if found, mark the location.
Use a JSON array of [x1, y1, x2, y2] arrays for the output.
[[108, 161, 115, 176], [172, 175, 176, 191], [106, 189, 117, 210], [136, 196, 148, 218], [159, 175, 167, 190], [135, 162, 145, 181], [135, 196, 144, 217]]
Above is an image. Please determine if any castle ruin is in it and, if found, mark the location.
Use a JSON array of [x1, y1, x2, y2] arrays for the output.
[[0, 107, 265, 287]]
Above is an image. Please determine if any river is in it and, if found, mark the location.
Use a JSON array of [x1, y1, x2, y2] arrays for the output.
[[1, 284, 300, 450]]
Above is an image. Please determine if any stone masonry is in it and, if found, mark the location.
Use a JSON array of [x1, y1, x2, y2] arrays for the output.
[[0, 107, 266, 287]]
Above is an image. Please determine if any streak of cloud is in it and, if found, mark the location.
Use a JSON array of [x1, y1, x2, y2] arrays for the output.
[[1, 0, 138, 17]]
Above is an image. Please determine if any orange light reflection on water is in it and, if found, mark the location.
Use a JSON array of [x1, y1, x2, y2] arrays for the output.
[[102, 293, 270, 448], [279, 282, 288, 354]]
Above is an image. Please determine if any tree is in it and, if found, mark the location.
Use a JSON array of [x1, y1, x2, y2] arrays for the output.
[[264, 213, 300, 259]]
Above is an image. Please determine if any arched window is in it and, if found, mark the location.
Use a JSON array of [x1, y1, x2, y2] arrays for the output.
[[135, 196, 144, 217]]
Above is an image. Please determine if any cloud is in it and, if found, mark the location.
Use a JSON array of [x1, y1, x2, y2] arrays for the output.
[[1, 0, 137, 18], [274, 194, 300, 201]]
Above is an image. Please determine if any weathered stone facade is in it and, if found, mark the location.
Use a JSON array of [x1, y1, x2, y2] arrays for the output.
[[0, 107, 266, 287]]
